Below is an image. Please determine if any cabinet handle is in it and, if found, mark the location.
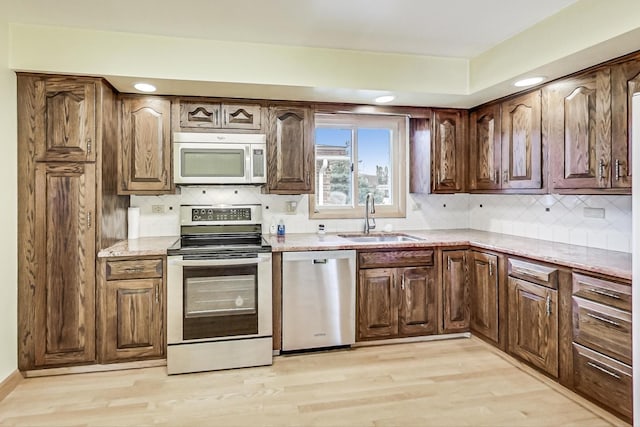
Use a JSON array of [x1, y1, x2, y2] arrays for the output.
[[447, 258, 451, 270], [598, 159, 605, 180], [401, 273, 405, 291], [87, 212, 92, 229], [586, 361, 621, 380], [503, 170, 509, 183], [494, 169, 499, 183], [125, 267, 145, 273], [392, 273, 396, 289], [87, 138, 92, 154], [306, 171, 311, 187], [545, 294, 552, 316], [615, 159, 621, 181], [488, 261, 493, 276], [588, 288, 621, 300], [586, 312, 621, 328], [215, 110, 219, 126], [155, 283, 159, 304]]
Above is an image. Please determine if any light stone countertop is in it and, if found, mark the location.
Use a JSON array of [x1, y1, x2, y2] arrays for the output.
[[97, 236, 179, 258], [96, 230, 631, 281], [267, 229, 632, 281]]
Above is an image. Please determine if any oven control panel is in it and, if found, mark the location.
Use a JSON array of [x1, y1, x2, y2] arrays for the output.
[[191, 207, 252, 222]]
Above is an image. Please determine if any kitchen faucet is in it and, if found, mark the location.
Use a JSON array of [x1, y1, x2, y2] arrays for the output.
[[364, 192, 376, 234]]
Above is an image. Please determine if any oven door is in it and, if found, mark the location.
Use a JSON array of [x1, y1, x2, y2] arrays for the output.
[[167, 253, 272, 344], [173, 142, 251, 184]]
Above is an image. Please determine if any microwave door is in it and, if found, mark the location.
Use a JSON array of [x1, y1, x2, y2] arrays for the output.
[[174, 143, 251, 184]]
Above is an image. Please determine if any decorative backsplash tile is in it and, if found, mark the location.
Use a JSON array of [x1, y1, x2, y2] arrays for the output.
[[131, 188, 632, 253]]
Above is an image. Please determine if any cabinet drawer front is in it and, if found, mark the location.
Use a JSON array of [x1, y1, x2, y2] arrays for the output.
[[572, 296, 631, 364], [572, 343, 632, 420], [106, 258, 163, 280], [359, 250, 434, 269], [508, 258, 557, 289], [572, 273, 631, 311]]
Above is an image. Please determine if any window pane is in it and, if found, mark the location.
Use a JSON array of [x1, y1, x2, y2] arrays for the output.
[[315, 128, 353, 207], [356, 128, 392, 205]]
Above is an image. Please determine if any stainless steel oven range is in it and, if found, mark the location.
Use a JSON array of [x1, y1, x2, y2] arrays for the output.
[[166, 204, 272, 375]]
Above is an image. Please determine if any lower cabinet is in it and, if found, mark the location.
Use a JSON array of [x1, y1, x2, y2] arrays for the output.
[[98, 256, 166, 363], [357, 250, 436, 340], [468, 250, 501, 345], [441, 249, 469, 333]]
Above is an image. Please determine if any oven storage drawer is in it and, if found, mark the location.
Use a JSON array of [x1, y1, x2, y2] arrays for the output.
[[572, 343, 632, 420], [572, 273, 631, 312], [106, 258, 163, 280], [572, 296, 631, 364]]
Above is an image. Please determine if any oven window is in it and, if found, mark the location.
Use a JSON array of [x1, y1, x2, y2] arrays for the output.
[[183, 264, 258, 340], [181, 148, 245, 177]]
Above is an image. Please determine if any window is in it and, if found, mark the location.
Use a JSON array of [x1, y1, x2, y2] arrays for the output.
[[310, 113, 407, 219]]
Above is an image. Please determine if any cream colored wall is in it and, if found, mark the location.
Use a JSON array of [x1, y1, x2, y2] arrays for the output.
[[0, 16, 18, 382]]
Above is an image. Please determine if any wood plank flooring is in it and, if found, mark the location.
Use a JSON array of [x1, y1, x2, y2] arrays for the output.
[[0, 337, 629, 426]]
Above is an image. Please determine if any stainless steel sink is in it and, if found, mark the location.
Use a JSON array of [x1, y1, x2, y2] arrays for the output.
[[338, 233, 423, 243]]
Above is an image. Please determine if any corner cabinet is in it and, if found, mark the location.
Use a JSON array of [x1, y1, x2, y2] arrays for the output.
[[119, 95, 172, 195], [468, 104, 501, 191], [265, 106, 314, 194], [357, 249, 437, 340], [431, 109, 467, 193], [98, 257, 165, 363], [469, 250, 501, 346], [441, 249, 469, 333]]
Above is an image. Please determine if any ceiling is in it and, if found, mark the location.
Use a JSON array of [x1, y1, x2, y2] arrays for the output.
[[5, 0, 578, 58]]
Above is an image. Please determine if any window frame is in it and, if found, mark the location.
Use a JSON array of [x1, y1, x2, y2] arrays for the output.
[[309, 113, 407, 220]]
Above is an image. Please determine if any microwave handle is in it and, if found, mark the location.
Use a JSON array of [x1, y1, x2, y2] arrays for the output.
[[170, 257, 269, 267]]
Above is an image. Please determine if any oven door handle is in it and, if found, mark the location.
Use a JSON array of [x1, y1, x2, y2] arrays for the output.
[[170, 257, 268, 267]]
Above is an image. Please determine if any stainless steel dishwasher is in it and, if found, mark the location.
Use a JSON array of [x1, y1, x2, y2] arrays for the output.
[[282, 250, 356, 351]]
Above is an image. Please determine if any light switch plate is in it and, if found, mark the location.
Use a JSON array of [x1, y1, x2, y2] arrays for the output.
[[151, 204, 165, 214]]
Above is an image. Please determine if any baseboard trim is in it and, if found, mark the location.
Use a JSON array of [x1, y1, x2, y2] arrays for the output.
[[24, 359, 167, 378], [351, 332, 471, 348], [0, 370, 24, 401]]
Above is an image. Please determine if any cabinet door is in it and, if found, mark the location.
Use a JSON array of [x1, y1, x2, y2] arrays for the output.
[[178, 101, 221, 129], [469, 104, 501, 191], [357, 268, 398, 339], [611, 56, 640, 189], [432, 109, 466, 193], [398, 266, 437, 336], [508, 277, 558, 377], [120, 96, 172, 194], [469, 251, 499, 344], [501, 90, 543, 190], [266, 107, 314, 194], [101, 278, 164, 362], [33, 162, 96, 367], [222, 104, 262, 130], [34, 76, 96, 162], [547, 68, 612, 190], [442, 250, 469, 333]]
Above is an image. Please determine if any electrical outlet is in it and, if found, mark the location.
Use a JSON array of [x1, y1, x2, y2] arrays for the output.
[[583, 207, 605, 219], [151, 204, 165, 214]]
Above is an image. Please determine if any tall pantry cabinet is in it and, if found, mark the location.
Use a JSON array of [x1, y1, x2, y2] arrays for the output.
[[17, 74, 128, 370]]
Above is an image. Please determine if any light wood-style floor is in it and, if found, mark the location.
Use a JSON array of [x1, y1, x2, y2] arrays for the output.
[[0, 337, 629, 426]]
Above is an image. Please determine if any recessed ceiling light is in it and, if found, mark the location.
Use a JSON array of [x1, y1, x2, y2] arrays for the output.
[[513, 77, 544, 87], [134, 82, 157, 93], [375, 95, 395, 103]]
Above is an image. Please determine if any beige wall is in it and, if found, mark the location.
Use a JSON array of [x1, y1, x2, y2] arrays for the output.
[[0, 16, 18, 382]]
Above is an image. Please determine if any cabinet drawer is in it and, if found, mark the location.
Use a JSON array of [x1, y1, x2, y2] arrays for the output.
[[572, 296, 631, 364], [106, 258, 163, 280], [507, 258, 557, 289], [572, 273, 631, 312], [359, 249, 433, 269], [572, 343, 632, 420]]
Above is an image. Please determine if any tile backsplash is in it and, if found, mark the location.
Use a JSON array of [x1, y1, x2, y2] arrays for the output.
[[131, 188, 632, 253]]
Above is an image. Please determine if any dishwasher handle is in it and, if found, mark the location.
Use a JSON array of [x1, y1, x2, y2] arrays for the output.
[[313, 259, 328, 264]]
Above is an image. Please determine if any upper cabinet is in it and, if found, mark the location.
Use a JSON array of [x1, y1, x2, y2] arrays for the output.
[[173, 98, 263, 132], [468, 91, 543, 192], [33, 76, 97, 163], [119, 95, 172, 195], [431, 109, 467, 193], [265, 106, 314, 194], [545, 68, 612, 191]]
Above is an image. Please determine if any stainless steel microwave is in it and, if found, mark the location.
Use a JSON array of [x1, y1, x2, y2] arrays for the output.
[[173, 132, 267, 185]]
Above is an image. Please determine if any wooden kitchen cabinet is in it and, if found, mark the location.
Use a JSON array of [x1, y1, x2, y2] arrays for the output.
[[357, 250, 437, 340], [265, 106, 314, 194], [174, 98, 263, 131], [98, 257, 165, 363], [468, 91, 543, 192], [469, 251, 500, 345], [431, 109, 467, 193], [32, 76, 97, 163], [441, 249, 469, 333], [119, 95, 172, 194], [32, 162, 97, 367], [546, 68, 613, 191]]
